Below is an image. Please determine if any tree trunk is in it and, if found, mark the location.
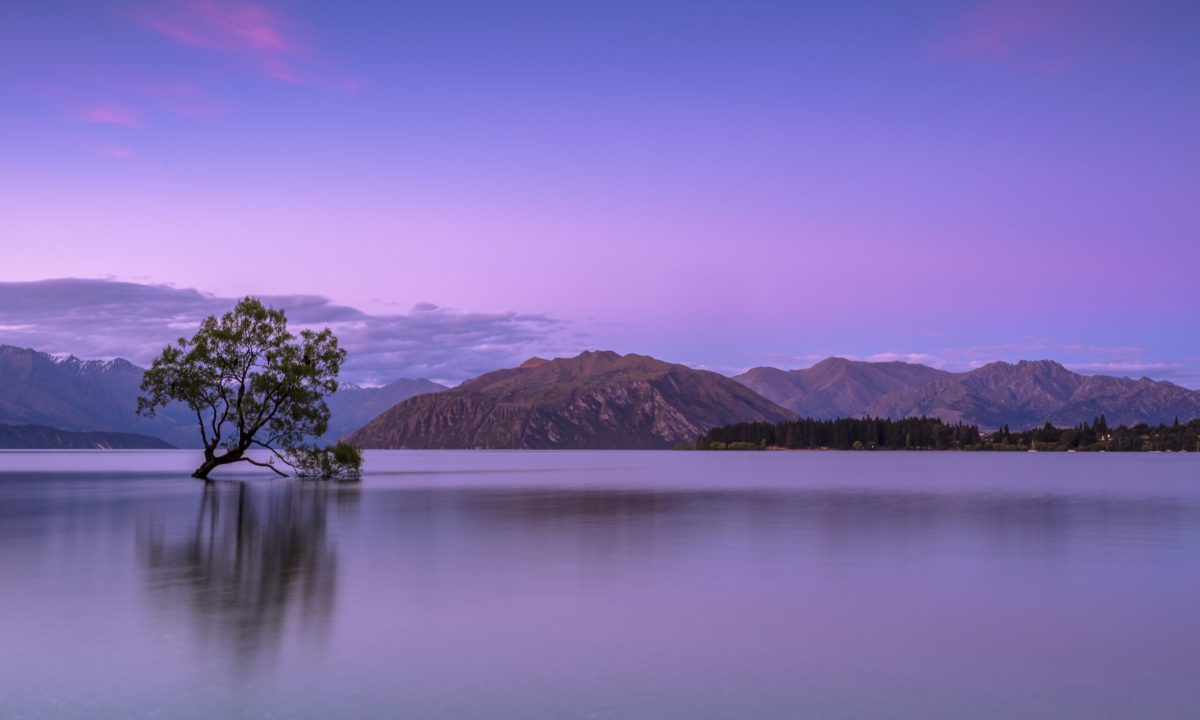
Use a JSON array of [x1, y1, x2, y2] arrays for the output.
[[192, 448, 243, 480], [192, 457, 218, 480]]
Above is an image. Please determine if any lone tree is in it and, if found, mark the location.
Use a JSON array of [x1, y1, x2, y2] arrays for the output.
[[137, 297, 361, 481]]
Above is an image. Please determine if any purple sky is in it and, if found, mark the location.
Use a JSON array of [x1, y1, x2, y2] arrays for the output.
[[1, 1, 1197, 385]]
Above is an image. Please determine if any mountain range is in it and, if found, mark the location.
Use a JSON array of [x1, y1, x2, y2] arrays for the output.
[[0, 345, 197, 447], [735, 358, 949, 420], [348, 351, 793, 449], [3, 343, 1199, 450], [734, 357, 1200, 429]]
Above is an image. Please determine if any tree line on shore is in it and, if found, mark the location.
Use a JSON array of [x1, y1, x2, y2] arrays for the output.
[[687, 415, 1200, 452], [990, 416, 1200, 452]]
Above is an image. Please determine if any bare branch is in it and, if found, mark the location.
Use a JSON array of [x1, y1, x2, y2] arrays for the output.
[[194, 408, 211, 449], [239, 456, 289, 477], [251, 439, 298, 470]]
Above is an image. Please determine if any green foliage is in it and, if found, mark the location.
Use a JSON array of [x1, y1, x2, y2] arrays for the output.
[[137, 297, 350, 479], [289, 441, 363, 481], [725, 441, 760, 451]]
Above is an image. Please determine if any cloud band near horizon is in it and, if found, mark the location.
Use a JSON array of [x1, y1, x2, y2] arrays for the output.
[[0, 278, 1196, 390], [0, 278, 578, 386]]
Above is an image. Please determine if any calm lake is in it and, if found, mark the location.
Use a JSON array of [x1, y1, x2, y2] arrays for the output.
[[1, 450, 1198, 719]]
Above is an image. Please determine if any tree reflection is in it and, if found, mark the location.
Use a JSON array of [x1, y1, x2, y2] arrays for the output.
[[139, 480, 358, 672]]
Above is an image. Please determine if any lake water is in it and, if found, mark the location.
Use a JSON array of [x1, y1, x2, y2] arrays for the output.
[[0, 450, 1198, 719]]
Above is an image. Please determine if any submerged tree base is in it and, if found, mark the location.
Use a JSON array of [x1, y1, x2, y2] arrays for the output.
[[185, 443, 363, 482], [188, 448, 290, 480], [288, 441, 363, 481]]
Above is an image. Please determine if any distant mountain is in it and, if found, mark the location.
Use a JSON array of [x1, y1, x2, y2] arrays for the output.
[[0, 345, 197, 446], [863, 360, 1200, 429], [0, 344, 442, 448], [8, 340, 1195, 447], [322, 378, 447, 441], [348, 350, 795, 449], [736, 358, 951, 419], [0, 423, 174, 449], [736, 357, 1200, 429]]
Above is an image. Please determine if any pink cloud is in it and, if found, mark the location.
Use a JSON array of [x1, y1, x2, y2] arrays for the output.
[[77, 104, 142, 127], [120, 0, 305, 83]]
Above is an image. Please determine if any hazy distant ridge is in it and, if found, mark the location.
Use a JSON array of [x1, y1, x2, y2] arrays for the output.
[[0, 345, 197, 447], [735, 357, 1200, 429], [0, 423, 173, 449], [322, 378, 447, 441]]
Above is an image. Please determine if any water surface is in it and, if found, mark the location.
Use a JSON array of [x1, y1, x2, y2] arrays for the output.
[[1, 450, 1198, 719]]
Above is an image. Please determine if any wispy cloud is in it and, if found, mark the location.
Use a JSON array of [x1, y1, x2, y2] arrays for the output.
[[119, 0, 308, 84], [38, 2, 347, 141], [932, 0, 1131, 74], [938, 0, 1077, 59], [1064, 360, 1188, 377], [0, 279, 580, 385], [76, 104, 142, 127]]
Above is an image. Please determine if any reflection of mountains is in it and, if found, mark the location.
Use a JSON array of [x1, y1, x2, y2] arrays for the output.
[[139, 481, 358, 671]]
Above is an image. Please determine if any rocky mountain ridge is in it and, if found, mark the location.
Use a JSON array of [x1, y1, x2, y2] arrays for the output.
[[735, 357, 1200, 429], [4, 342, 1198, 449], [348, 350, 795, 449]]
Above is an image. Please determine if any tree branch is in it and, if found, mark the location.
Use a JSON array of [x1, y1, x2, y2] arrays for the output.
[[207, 390, 223, 446], [251, 439, 298, 470], [239, 456, 289, 477], [247, 385, 294, 440], [194, 408, 211, 448]]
